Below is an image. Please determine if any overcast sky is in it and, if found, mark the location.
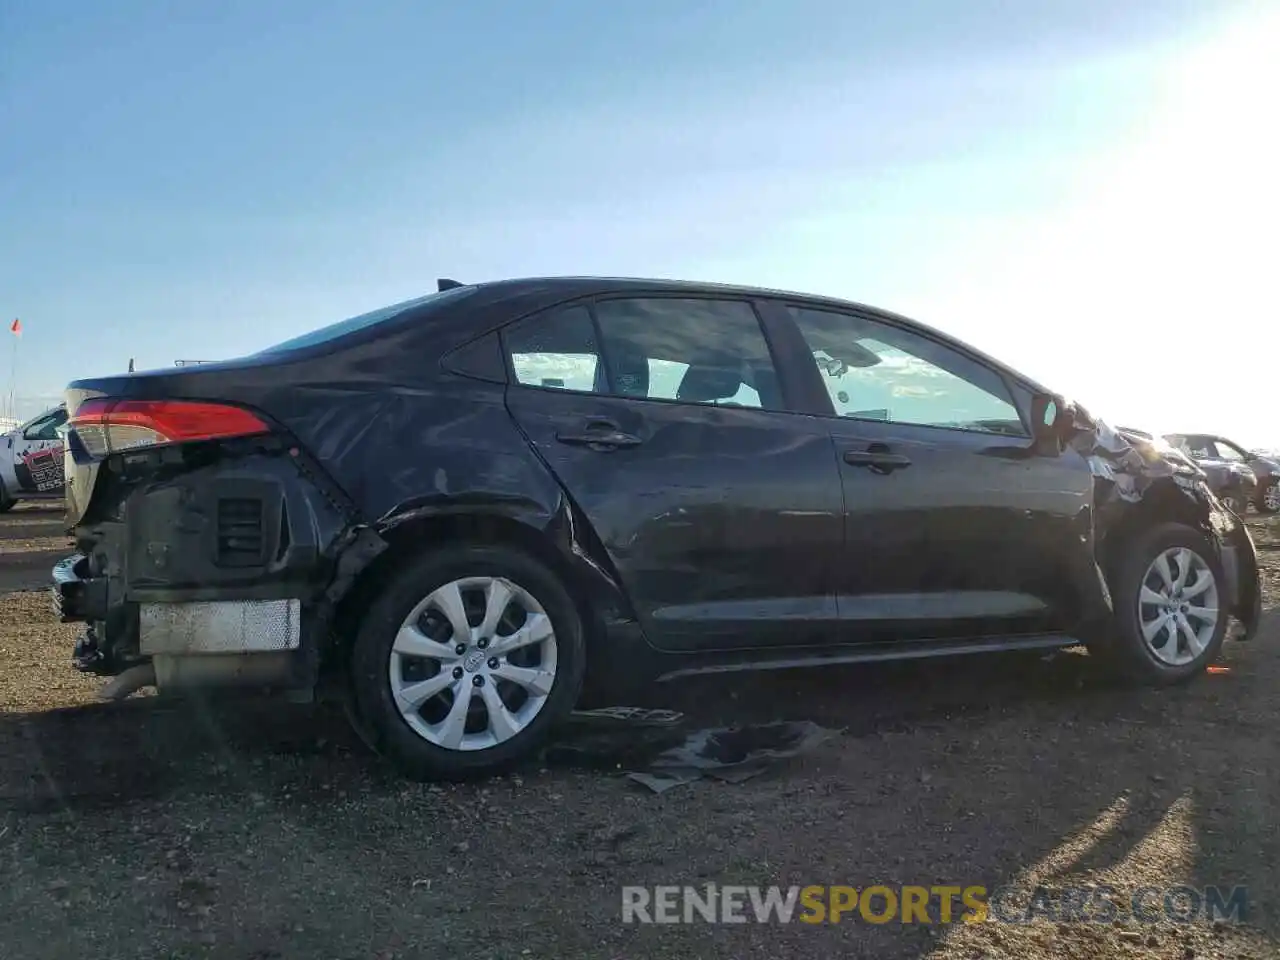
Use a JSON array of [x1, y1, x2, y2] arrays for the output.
[[2, 0, 1276, 445]]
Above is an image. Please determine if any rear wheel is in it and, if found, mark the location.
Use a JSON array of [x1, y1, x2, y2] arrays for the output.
[[349, 543, 585, 781], [0, 482, 14, 514], [1096, 522, 1228, 684], [1257, 480, 1280, 515]]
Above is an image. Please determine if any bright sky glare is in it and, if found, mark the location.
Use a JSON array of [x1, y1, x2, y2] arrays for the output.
[[1, 1, 1275, 446]]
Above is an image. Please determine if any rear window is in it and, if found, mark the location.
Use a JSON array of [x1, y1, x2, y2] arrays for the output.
[[258, 286, 474, 354]]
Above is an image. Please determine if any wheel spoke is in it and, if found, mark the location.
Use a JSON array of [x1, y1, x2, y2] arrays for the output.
[[434, 683, 474, 749], [1154, 552, 1175, 589], [1172, 549, 1193, 589], [394, 671, 456, 712], [1185, 606, 1218, 624], [492, 662, 556, 696], [430, 581, 471, 642], [488, 613, 553, 657], [479, 682, 521, 742], [1176, 614, 1201, 655], [393, 624, 458, 661], [1182, 572, 1214, 600], [1142, 613, 1170, 642], [1140, 586, 1167, 607], [477, 579, 514, 639]]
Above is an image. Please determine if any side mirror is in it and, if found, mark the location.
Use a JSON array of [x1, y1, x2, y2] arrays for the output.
[[1030, 393, 1067, 447]]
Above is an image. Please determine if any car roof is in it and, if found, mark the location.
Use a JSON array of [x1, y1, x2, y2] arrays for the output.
[[463, 276, 1053, 395]]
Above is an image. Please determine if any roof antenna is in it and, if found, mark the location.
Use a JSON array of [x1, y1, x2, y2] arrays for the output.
[[437, 278, 464, 291]]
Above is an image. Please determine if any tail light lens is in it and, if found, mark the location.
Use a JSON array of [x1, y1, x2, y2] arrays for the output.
[[69, 399, 270, 458]]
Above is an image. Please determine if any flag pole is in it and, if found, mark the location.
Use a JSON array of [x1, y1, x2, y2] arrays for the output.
[[6, 320, 17, 422]]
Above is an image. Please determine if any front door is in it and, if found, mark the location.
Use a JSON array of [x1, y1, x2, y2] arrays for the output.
[[777, 303, 1096, 643], [501, 295, 845, 653]]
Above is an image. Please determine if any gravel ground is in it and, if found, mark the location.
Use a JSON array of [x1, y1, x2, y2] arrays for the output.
[[1, 502, 1278, 959]]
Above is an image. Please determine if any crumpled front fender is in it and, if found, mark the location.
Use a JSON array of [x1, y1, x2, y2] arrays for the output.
[[1065, 404, 1263, 639]]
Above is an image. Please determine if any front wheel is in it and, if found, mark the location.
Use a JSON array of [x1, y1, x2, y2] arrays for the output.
[[1257, 480, 1280, 515], [1095, 522, 1228, 684], [349, 543, 586, 781], [0, 481, 14, 513]]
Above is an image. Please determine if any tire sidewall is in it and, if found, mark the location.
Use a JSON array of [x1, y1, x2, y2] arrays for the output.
[[1110, 523, 1229, 684], [350, 544, 585, 780]]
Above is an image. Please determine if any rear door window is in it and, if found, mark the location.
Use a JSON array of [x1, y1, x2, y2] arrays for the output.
[[591, 297, 783, 411]]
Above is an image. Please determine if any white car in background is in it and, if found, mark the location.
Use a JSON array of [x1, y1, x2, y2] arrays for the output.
[[0, 404, 68, 512]]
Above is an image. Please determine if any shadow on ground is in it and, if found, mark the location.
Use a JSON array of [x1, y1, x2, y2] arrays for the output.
[[1, 621, 1277, 958]]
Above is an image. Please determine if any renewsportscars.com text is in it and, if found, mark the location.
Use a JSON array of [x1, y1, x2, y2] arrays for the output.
[[621, 884, 1248, 925]]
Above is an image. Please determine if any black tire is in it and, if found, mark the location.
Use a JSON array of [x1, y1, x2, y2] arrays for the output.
[[0, 482, 14, 513], [349, 543, 586, 781], [1256, 480, 1280, 515], [1094, 522, 1229, 685]]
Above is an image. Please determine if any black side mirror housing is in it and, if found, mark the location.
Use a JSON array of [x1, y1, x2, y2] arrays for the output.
[[1030, 392, 1068, 450]]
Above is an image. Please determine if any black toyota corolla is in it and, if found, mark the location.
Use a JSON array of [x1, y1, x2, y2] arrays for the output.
[[53, 277, 1263, 780]]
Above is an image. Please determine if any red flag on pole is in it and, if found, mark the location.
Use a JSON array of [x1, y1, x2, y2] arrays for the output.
[[8, 319, 19, 336]]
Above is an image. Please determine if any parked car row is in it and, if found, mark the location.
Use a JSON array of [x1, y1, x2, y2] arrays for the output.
[[50, 276, 1264, 780], [1163, 434, 1279, 516]]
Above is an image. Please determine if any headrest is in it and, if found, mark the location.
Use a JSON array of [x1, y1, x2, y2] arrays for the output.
[[677, 365, 743, 403], [609, 344, 650, 397]]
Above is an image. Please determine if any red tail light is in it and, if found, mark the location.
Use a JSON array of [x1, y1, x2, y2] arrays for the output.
[[69, 399, 270, 458]]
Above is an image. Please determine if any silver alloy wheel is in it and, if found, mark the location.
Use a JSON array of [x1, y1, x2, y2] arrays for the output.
[[1137, 547, 1220, 667], [388, 576, 558, 751], [1265, 482, 1280, 512]]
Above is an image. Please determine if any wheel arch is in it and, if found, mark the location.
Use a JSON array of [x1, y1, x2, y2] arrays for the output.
[[322, 499, 637, 674], [1098, 481, 1222, 581]]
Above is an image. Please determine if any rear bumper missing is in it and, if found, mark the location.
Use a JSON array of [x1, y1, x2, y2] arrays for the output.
[[53, 450, 363, 688], [54, 553, 302, 650]]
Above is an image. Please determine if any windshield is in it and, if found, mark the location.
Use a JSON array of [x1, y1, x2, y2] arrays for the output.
[[257, 286, 474, 354]]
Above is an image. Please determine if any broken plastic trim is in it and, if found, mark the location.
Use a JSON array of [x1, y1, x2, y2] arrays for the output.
[[546, 713, 839, 794]]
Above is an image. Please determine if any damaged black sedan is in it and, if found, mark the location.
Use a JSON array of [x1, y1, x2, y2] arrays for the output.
[[53, 277, 1262, 780]]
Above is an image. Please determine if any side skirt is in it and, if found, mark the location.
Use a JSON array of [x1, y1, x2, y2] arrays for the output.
[[654, 634, 1080, 682]]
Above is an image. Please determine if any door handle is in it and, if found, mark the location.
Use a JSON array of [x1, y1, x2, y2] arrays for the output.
[[555, 422, 643, 449], [844, 448, 912, 473]]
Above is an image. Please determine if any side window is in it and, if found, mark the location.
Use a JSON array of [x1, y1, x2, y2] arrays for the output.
[[787, 306, 1026, 436], [592, 298, 782, 411], [1184, 437, 1215, 459], [1213, 441, 1245, 462], [503, 305, 601, 393], [23, 410, 66, 442]]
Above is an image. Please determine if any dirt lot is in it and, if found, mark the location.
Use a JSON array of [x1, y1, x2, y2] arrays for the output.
[[2, 503, 1279, 959]]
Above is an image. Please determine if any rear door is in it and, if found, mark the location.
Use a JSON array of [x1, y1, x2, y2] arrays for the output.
[[769, 301, 1097, 643], [501, 294, 845, 653]]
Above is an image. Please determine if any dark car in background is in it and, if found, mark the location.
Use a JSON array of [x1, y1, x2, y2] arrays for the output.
[[51, 277, 1262, 780], [1165, 434, 1279, 515]]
